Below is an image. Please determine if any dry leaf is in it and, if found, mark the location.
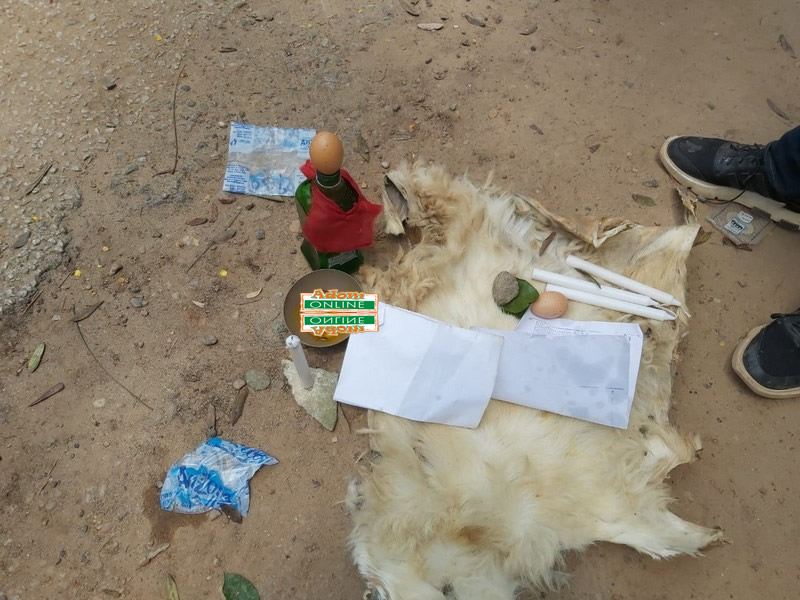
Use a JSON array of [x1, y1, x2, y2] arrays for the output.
[[29, 383, 65, 407], [676, 185, 698, 221], [693, 228, 712, 246], [399, 0, 419, 16], [632, 193, 656, 207], [213, 229, 236, 243], [417, 22, 443, 31], [356, 133, 370, 162], [538, 231, 556, 257], [464, 14, 486, 27], [246, 287, 262, 299], [209, 204, 218, 223], [28, 343, 46, 372], [187, 217, 208, 226], [72, 301, 104, 322], [230, 387, 249, 425], [138, 542, 170, 568], [166, 575, 180, 600], [192, 300, 205, 308], [779, 34, 796, 58], [723, 237, 753, 251], [767, 98, 790, 121], [520, 25, 538, 35]]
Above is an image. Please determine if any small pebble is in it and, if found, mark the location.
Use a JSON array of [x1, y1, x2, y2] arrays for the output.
[[130, 296, 144, 308], [461, 38, 471, 46], [124, 164, 139, 175], [233, 379, 246, 390], [13, 231, 31, 249], [245, 369, 271, 391], [202, 335, 218, 346], [392, 104, 401, 112], [255, 229, 265, 240], [449, 103, 457, 111], [425, 57, 433, 64], [643, 179, 659, 188], [381, 161, 390, 169], [109, 264, 122, 275]]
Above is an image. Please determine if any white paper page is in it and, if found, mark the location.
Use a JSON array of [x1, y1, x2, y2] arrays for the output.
[[516, 312, 644, 403], [334, 304, 504, 428], [476, 328, 632, 428]]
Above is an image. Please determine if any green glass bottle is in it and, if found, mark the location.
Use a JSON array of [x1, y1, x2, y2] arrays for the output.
[[294, 179, 364, 274], [294, 131, 365, 274]]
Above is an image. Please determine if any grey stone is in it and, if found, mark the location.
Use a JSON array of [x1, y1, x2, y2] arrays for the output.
[[128, 283, 141, 293], [13, 231, 30, 249], [492, 271, 519, 306], [643, 179, 659, 188], [282, 360, 338, 431], [233, 379, 246, 390], [381, 161, 390, 169], [124, 164, 139, 175], [289, 248, 297, 254], [130, 296, 144, 308], [255, 229, 265, 240], [449, 103, 458, 111], [461, 38, 471, 46], [109, 264, 122, 275], [202, 335, 218, 346], [180, 84, 191, 92], [245, 369, 271, 391]]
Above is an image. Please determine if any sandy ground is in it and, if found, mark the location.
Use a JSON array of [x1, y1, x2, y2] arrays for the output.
[[2, 0, 800, 599]]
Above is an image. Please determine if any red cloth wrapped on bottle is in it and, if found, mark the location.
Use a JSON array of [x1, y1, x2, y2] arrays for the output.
[[299, 160, 383, 253]]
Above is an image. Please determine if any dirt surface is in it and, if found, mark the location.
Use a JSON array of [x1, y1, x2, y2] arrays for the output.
[[2, 1, 800, 599]]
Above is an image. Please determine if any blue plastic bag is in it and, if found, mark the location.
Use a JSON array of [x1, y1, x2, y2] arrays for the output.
[[160, 437, 277, 517]]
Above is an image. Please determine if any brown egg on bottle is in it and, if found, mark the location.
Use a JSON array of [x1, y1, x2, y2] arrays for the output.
[[530, 291, 569, 319], [309, 131, 344, 175]]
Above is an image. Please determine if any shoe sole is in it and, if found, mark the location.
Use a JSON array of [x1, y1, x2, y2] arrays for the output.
[[659, 136, 800, 231], [731, 324, 800, 399]]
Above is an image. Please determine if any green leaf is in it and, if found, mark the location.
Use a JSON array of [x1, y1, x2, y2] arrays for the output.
[[166, 574, 180, 600], [502, 278, 539, 317], [223, 573, 260, 600], [28, 342, 45, 373]]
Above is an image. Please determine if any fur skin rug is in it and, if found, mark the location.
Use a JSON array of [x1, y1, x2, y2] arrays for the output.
[[346, 163, 722, 600]]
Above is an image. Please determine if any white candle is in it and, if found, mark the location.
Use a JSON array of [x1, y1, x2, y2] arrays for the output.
[[286, 335, 314, 389], [545, 284, 676, 321], [532, 267, 657, 307], [565, 255, 682, 307]]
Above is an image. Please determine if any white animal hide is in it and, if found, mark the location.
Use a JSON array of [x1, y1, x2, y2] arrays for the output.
[[347, 163, 721, 600]]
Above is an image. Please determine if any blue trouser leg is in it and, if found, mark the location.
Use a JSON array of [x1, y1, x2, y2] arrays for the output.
[[765, 126, 800, 203]]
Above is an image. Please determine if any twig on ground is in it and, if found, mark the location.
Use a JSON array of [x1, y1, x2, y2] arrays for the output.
[[186, 207, 243, 272], [21, 289, 43, 315], [165, 336, 178, 358], [18, 162, 53, 205], [38, 450, 65, 495], [154, 60, 184, 177], [338, 403, 352, 434], [74, 307, 152, 410]]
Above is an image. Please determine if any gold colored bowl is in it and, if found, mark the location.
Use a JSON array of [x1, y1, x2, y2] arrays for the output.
[[283, 269, 363, 348]]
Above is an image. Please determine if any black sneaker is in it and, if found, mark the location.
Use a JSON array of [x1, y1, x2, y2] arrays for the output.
[[660, 135, 777, 200], [732, 310, 800, 399], [660, 135, 800, 230]]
